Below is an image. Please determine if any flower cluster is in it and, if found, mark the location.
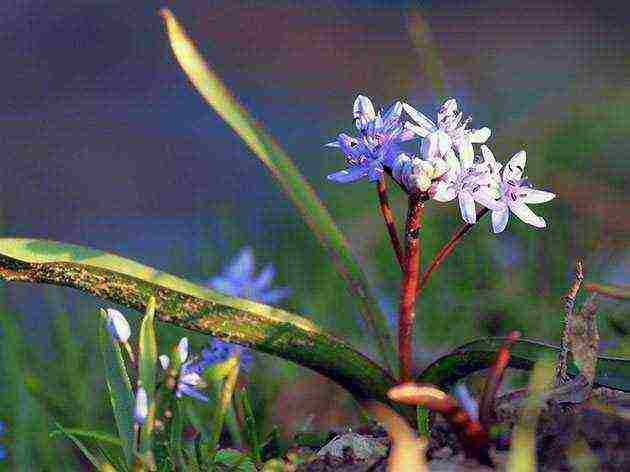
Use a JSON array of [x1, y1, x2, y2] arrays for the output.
[[326, 95, 555, 233]]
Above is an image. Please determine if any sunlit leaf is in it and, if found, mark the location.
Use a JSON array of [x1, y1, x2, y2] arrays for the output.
[[0, 238, 406, 419], [159, 8, 396, 372]]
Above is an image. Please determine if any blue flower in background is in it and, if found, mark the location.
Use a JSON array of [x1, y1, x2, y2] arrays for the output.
[[209, 247, 290, 305], [206, 248, 289, 369], [0, 420, 7, 460]]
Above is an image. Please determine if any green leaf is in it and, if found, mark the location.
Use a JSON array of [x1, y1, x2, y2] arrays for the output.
[[99, 309, 135, 466], [238, 388, 261, 464], [214, 449, 256, 472], [138, 297, 158, 469], [418, 337, 630, 392], [50, 427, 123, 447], [53, 423, 102, 469], [159, 8, 396, 372], [0, 238, 407, 420], [169, 399, 185, 469], [207, 357, 240, 462]]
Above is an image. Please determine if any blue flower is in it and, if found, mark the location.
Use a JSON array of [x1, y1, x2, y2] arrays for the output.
[[209, 248, 290, 305], [206, 248, 289, 370], [0, 421, 6, 460], [325, 95, 415, 184], [176, 357, 209, 402], [134, 388, 149, 424]]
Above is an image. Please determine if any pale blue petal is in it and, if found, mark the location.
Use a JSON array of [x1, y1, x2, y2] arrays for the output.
[[458, 191, 477, 224], [326, 166, 369, 183]]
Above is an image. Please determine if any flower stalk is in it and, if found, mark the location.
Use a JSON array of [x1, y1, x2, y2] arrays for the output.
[[398, 194, 426, 383], [376, 176, 404, 270]]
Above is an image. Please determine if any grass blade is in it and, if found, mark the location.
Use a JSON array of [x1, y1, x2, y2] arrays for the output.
[[159, 8, 396, 372], [138, 297, 158, 469], [54, 423, 102, 469], [98, 309, 135, 466]]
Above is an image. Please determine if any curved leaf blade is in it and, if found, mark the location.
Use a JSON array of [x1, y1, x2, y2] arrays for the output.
[[98, 310, 135, 466], [159, 8, 396, 372], [0, 238, 408, 421], [417, 337, 630, 392]]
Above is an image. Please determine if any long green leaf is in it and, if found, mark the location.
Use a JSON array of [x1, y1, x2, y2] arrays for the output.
[[50, 427, 123, 447], [138, 297, 158, 469], [0, 238, 408, 421], [418, 337, 630, 392], [98, 310, 135, 466], [54, 423, 102, 469], [159, 8, 396, 372]]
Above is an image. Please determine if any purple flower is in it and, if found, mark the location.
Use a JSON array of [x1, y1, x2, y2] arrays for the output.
[[326, 95, 415, 184], [171, 337, 209, 402], [490, 150, 556, 233], [404, 98, 491, 164], [207, 248, 289, 370], [0, 421, 6, 461], [201, 339, 253, 372], [432, 148, 504, 224], [209, 248, 290, 305]]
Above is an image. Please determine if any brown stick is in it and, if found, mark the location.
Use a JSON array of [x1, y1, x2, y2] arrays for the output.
[[479, 330, 521, 428], [417, 207, 489, 296], [398, 194, 425, 383], [376, 176, 404, 270], [556, 260, 584, 383]]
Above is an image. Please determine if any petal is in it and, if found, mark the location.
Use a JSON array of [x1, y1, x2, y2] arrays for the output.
[[353, 95, 376, 126], [458, 191, 477, 224], [438, 98, 458, 123], [252, 264, 275, 292], [469, 127, 491, 143], [444, 148, 461, 176], [177, 383, 209, 402], [260, 288, 291, 305], [420, 130, 451, 160], [492, 207, 510, 233], [432, 183, 457, 202], [480, 144, 495, 165], [457, 138, 474, 169], [159, 354, 170, 370], [503, 150, 527, 182], [326, 166, 369, 183], [391, 153, 412, 182], [105, 309, 131, 343], [402, 103, 437, 133], [367, 162, 384, 182], [383, 100, 403, 125], [521, 188, 556, 204], [324, 141, 340, 148], [225, 247, 255, 282], [473, 190, 504, 211], [177, 337, 189, 363], [509, 200, 546, 228], [134, 387, 149, 424]]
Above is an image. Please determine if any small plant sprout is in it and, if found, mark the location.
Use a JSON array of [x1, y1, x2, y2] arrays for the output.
[[104, 308, 134, 362]]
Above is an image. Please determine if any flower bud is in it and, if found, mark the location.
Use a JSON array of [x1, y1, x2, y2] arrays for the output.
[[105, 309, 131, 343]]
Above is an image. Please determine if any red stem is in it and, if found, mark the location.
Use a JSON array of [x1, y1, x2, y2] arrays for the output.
[[417, 207, 489, 296], [398, 194, 425, 383], [376, 177, 404, 270], [478, 330, 521, 428]]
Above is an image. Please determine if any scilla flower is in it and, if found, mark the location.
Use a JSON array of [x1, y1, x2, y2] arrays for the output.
[[490, 150, 556, 233], [403, 98, 491, 164], [392, 152, 449, 194], [169, 337, 209, 402], [326, 95, 415, 184], [432, 150, 504, 224], [209, 247, 290, 305]]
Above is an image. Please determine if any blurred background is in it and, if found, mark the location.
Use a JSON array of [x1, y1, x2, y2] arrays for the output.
[[0, 0, 628, 468]]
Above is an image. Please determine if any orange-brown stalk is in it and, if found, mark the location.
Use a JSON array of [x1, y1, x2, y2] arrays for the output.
[[479, 331, 521, 428], [376, 176, 404, 270], [398, 195, 425, 383]]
